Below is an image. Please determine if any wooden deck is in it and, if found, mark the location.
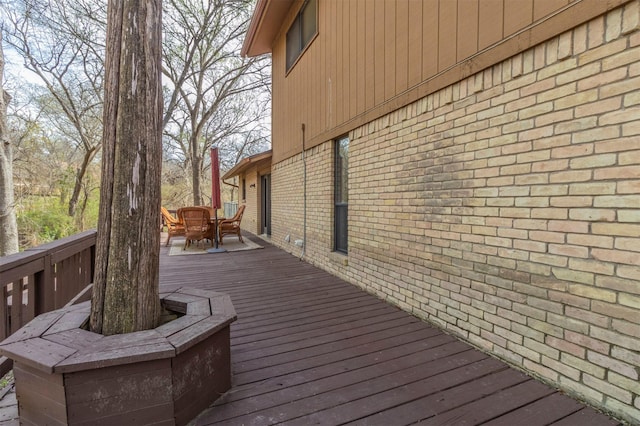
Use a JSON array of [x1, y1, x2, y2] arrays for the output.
[[0, 234, 622, 425], [160, 235, 621, 426]]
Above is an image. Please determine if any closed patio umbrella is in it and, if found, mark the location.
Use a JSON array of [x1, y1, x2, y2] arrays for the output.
[[208, 147, 226, 253]]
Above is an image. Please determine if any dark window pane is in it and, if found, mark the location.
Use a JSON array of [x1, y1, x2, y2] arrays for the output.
[[335, 136, 349, 253], [302, 0, 317, 46], [336, 137, 348, 204], [286, 18, 301, 70], [286, 0, 317, 71], [335, 204, 348, 253]]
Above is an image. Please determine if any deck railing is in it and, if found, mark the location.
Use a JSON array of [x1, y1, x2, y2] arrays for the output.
[[0, 229, 97, 376]]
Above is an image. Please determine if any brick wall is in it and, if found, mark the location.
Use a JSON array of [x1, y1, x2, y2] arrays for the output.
[[237, 165, 271, 236], [238, 170, 258, 234], [272, 144, 338, 263], [271, 2, 640, 422]]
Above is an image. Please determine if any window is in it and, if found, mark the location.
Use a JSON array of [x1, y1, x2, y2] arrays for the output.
[[335, 136, 348, 253], [286, 0, 317, 71], [242, 178, 246, 200]]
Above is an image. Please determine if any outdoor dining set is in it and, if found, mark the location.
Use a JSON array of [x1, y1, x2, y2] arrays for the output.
[[161, 205, 246, 249]]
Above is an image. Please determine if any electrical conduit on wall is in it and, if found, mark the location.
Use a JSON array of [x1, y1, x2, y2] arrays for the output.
[[301, 123, 306, 260]]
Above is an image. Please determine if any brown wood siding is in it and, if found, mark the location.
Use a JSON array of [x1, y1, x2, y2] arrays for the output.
[[478, 0, 504, 50], [458, 0, 479, 61], [270, 0, 629, 164]]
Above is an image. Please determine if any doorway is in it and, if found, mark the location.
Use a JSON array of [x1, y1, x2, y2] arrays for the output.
[[261, 174, 271, 236]]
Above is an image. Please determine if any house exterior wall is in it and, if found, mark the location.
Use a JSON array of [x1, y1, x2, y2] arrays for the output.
[[235, 162, 272, 236], [270, 0, 629, 164], [272, 143, 335, 257], [241, 169, 260, 234], [270, 2, 640, 423]]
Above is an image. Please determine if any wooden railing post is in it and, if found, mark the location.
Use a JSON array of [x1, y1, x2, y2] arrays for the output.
[[35, 254, 55, 315], [0, 230, 98, 377]]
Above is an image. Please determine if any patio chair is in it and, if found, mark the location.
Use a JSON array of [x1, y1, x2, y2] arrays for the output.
[[161, 207, 185, 247], [179, 206, 212, 250], [218, 205, 246, 245]]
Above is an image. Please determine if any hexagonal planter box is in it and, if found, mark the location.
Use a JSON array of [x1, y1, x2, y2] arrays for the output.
[[0, 287, 236, 426]]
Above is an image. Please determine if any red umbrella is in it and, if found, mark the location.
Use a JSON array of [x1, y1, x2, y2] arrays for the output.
[[208, 148, 225, 252], [211, 147, 221, 209]]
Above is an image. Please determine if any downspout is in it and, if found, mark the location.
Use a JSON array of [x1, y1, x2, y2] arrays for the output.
[[301, 123, 307, 260], [222, 178, 239, 190]]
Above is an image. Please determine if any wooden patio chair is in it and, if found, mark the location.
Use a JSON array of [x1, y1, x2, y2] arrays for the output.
[[179, 206, 211, 250], [161, 207, 185, 247], [218, 204, 246, 245]]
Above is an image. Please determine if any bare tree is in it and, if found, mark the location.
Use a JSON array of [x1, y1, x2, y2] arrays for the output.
[[0, 33, 19, 256], [2, 0, 106, 218], [90, 0, 162, 335], [3, 0, 271, 236], [163, 0, 271, 206]]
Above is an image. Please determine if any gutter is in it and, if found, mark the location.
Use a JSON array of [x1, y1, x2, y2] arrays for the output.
[[222, 178, 238, 189]]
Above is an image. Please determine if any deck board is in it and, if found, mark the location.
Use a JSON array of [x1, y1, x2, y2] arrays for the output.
[[161, 235, 620, 425]]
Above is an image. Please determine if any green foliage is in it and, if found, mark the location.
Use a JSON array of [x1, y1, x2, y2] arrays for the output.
[[16, 196, 93, 249], [79, 196, 100, 230]]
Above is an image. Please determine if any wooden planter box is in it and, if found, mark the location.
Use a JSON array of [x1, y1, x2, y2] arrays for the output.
[[0, 288, 236, 426]]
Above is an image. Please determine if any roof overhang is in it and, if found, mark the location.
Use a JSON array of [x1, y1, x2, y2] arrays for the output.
[[222, 150, 273, 180], [241, 0, 295, 57]]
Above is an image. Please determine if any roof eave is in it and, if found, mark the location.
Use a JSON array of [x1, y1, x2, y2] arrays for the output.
[[222, 150, 273, 180], [241, 0, 295, 57]]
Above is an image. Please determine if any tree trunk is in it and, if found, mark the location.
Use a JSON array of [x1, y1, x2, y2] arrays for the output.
[[0, 34, 19, 257], [68, 146, 100, 217], [90, 0, 162, 335], [191, 147, 202, 206]]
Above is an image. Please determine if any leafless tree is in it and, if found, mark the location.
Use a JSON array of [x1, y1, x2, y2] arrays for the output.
[[162, 0, 271, 206], [0, 33, 19, 256], [2, 0, 106, 218], [3, 0, 271, 231]]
